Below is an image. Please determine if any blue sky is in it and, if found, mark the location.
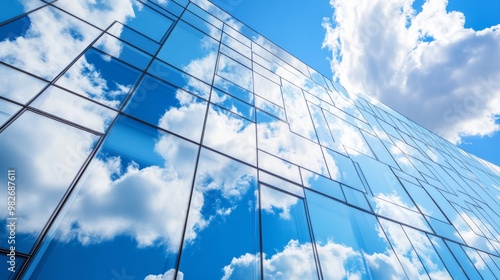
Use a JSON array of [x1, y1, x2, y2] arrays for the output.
[[224, 0, 500, 167]]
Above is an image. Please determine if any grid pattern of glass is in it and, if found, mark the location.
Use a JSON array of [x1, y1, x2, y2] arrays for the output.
[[1, 1, 500, 279]]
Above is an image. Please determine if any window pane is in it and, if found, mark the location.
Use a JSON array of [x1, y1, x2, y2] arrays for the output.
[[24, 116, 199, 279], [203, 104, 256, 165], [31, 86, 117, 133], [306, 190, 406, 279], [56, 48, 142, 109], [261, 185, 318, 279], [157, 21, 219, 83], [0, 111, 99, 254], [178, 148, 260, 280], [124, 75, 207, 142], [0, 64, 47, 104], [0, 8, 100, 79]]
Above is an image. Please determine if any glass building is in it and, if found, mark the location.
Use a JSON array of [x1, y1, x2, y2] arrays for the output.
[[1, 1, 500, 279]]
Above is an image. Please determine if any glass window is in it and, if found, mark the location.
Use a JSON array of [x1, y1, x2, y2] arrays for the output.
[[0, 64, 47, 104], [301, 168, 344, 201], [257, 109, 328, 177], [94, 34, 152, 70], [150, 0, 185, 16], [428, 235, 468, 279], [361, 130, 399, 168], [108, 22, 160, 55], [147, 59, 211, 100], [31, 86, 117, 133], [177, 148, 260, 280], [281, 80, 317, 142], [378, 219, 430, 279], [254, 95, 285, 121], [404, 226, 453, 279], [124, 75, 208, 142], [260, 185, 319, 279], [323, 148, 364, 192], [181, 12, 221, 40], [258, 150, 302, 185], [305, 190, 406, 279], [260, 171, 304, 198], [324, 110, 374, 157], [223, 24, 251, 47], [157, 21, 219, 83], [187, 2, 223, 29], [125, 3, 173, 42], [253, 62, 280, 85], [56, 48, 142, 109], [0, 0, 44, 23], [0, 7, 100, 80], [213, 75, 254, 104], [217, 54, 253, 92], [0, 254, 26, 280], [0, 99, 22, 127], [220, 44, 252, 68], [254, 72, 283, 107], [343, 185, 372, 211], [203, 104, 256, 165], [211, 88, 255, 121], [400, 179, 448, 222], [0, 111, 99, 254], [445, 241, 482, 279], [309, 103, 335, 149], [23, 115, 198, 279]]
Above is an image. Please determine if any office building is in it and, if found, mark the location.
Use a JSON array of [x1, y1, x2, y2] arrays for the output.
[[1, 0, 499, 279]]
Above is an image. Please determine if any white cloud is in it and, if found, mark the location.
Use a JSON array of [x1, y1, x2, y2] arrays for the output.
[[260, 186, 299, 220], [144, 268, 183, 280], [223, 239, 409, 280], [323, 0, 500, 143]]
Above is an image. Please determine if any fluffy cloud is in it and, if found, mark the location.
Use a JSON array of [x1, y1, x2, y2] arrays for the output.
[[323, 0, 500, 143]]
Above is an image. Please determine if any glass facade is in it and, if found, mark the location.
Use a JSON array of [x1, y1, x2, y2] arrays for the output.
[[1, 1, 500, 279]]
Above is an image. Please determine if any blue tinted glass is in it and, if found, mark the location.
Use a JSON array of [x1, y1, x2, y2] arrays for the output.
[[214, 75, 254, 104], [56, 48, 142, 109], [147, 59, 211, 100], [306, 190, 406, 279], [203, 104, 256, 165], [178, 148, 260, 280], [256, 109, 328, 176], [180, 12, 221, 40], [324, 109, 373, 157], [157, 21, 219, 83], [151, 0, 184, 16], [0, 6, 100, 79], [428, 235, 468, 280], [309, 103, 336, 149], [0, 64, 47, 104], [463, 247, 496, 279], [126, 4, 173, 42], [211, 88, 255, 121], [0, 254, 26, 280], [255, 95, 286, 120], [281, 80, 317, 142], [31, 86, 117, 133], [94, 34, 152, 70], [323, 148, 365, 192], [0, 99, 21, 127], [0, 111, 99, 254], [260, 185, 319, 279], [378, 219, 429, 279], [217, 54, 253, 91], [258, 150, 302, 184], [445, 241, 482, 279], [404, 226, 452, 279], [342, 186, 371, 211], [124, 74, 207, 142], [108, 22, 160, 55], [301, 168, 344, 201], [24, 115, 199, 279], [254, 71, 283, 107]]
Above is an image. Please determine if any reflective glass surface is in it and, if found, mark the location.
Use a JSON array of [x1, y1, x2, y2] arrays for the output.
[[2, 1, 499, 278]]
